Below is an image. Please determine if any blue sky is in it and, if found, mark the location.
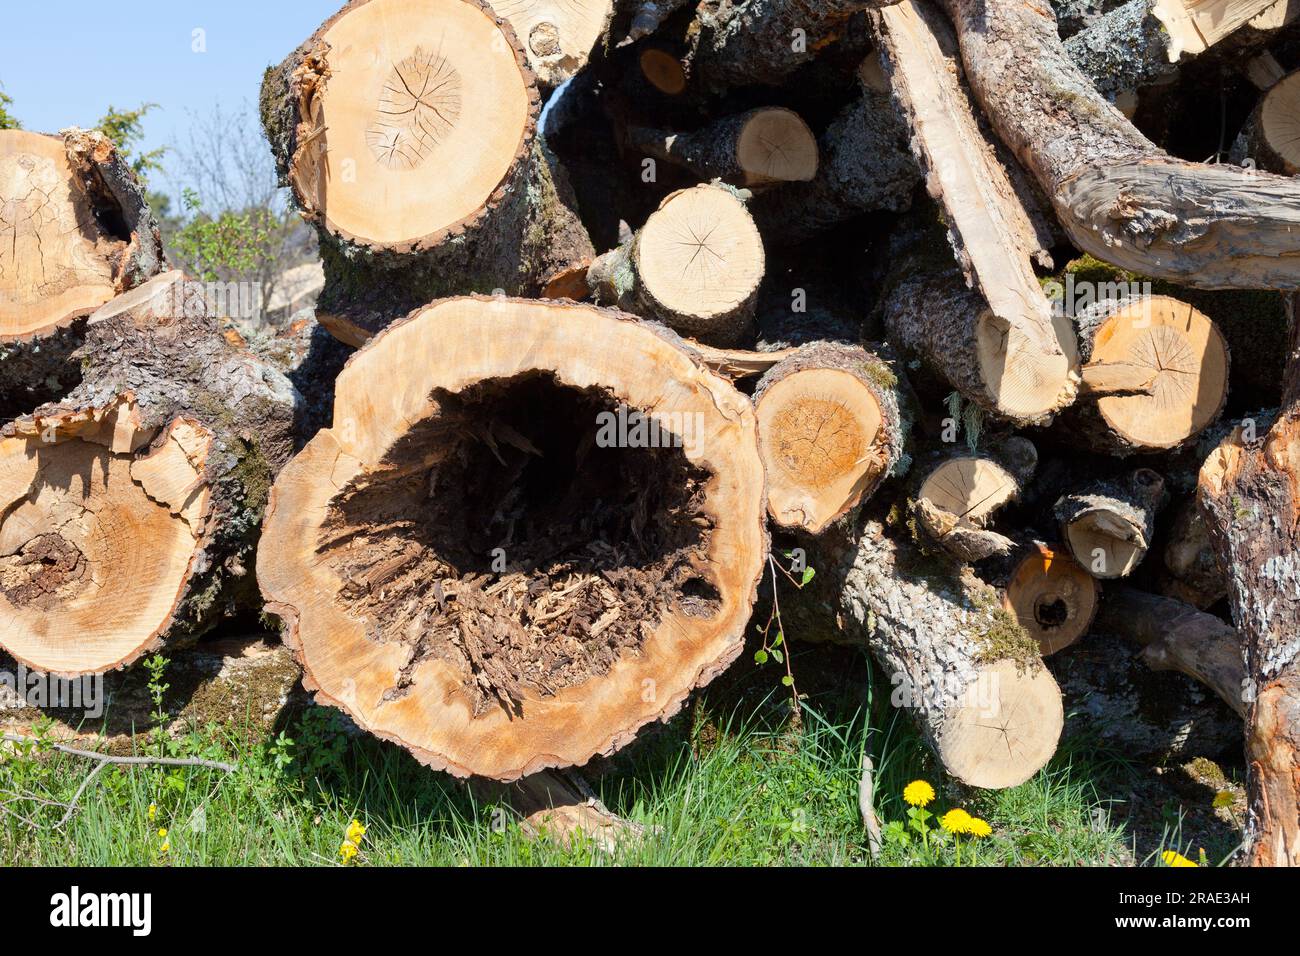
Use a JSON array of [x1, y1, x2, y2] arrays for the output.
[[0, 1, 342, 195]]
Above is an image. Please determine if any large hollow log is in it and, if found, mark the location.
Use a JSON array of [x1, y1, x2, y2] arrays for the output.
[[0, 272, 297, 675], [753, 343, 907, 535], [836, 521, 1064, 789], [0, 128, 164, 416], [259, 0, 593, 345], [1199, 319, 1300, 865], [587, 183, 765, 345], [938, 0, 1300, 289], [258, 296, 767, 780], [1063, 295, 1230, 455]]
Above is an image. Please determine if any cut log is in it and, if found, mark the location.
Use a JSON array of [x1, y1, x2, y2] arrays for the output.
[[1096, 586, 1247, 717], [1242, 70, 1300, 174], [0, 272, 297, 675], [753, 343, 906, 535], [686, 0, 891, 93], [624, 107, 819, 189], [1151, 0, 1291, 60], [879, 215, 1078, 426], [1063, 0, 1182, 98], [259, 0, 593, 344], [1066, 296, 1230, 455], [587, 183, 764, 345], [980, 540, 1100, 656], [910, 437, 1038, 562], [837, 521, 1064, 788], [258, 296, 767, 781], [938, 0, 1300, 289], [492, 0, 615, 87], [1056, 468, 1169, 579], [1158, 497, 1229, 609], [637, 47, 690, 96], [874, 0, 1077, 417], [748, 85, 919, 244], [0, 128, 164, 415], [1199, 330, 1300, 865]]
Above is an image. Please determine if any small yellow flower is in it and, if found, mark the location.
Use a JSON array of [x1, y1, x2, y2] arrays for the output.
[[345, 818, 367, 845], [1161, 850, 1198, 868], [157, 828, 168, 839], [939, 808, 973, 834], [1211, 791, 1234, 809], [159, 840, 170, 854], [339, 842, 359, 864], [967, 817, 992, 838], [147, 803, 157, 822], [903, 780, 936, 808]]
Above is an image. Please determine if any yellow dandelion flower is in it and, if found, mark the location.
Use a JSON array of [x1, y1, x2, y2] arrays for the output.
[[159, 841, 170, 854], [147, 803, 157, 822], [939, 808, 973, 834], [157, 828, 168, 839], [967, 817, 992, 838], [903, 780, 935, 808], [346, 819, 367, 845], [339, 841, 359, 864], [1161, 850, 1198, 868], [1211, 791, 1234, 809]]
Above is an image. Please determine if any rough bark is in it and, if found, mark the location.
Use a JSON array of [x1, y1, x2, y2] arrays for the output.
[[258, 296, 768, 781], [1097, 586, 1247, 716], [939, 0, 1300, 289], [0, 128, 165, 417], [1199, 303, 1300, 865], [1056, 467, 1169, 579], [753, 342, 907, 534], [1063, 0, 1179, 98], [1159, 497, 1230, 609], [0, 272, 297, 675], [258, 0, 593, 344], [748, 87, 919, 244]]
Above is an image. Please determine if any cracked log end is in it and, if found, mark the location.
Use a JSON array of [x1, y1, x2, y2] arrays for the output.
[[754, 344, 903, 535], [1254, 69, 1300, 175], [1080, 295, 1229, 453], [287, 0, 535, 250], [734, 108, 819, 186], [0, 397, 211, 675], [258, 296, 767, 781], [936, 657, 1064, 790], [1001, 543, 1098, 656], [634, 184, 764, 344], [0, 131, 121, 340]]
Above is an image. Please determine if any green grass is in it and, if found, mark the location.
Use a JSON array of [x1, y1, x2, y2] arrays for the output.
[[0, 645, 1226, 866]]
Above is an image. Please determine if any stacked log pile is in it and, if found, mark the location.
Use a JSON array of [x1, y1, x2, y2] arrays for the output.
[[4, 0, 1300, 863]]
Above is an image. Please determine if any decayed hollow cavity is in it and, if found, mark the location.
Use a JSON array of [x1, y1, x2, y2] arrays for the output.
[[321, 371, 718, 718], [258, 296, 767, 780], [0, 400, 210, 674]]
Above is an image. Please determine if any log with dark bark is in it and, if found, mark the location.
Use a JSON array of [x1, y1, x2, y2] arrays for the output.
[[258, 296, 768, 780], [1063, 296, 1230, 455], [753, 343, 907, 534], [1097, 586, 1247, 716], [939, 0, 1300, 289], [1159, 497, 1229, 609], [587, 183, 765, 345], [1056, 467, 1169, 579], [0, 272, 297, 675], [909, 435, 1038, 563], [0, 128, 164, 416], [1199, 308, 1300, 865], [624, 107, 819, 189], [748, 84, 920, 244], [259, 0, 593, 345]]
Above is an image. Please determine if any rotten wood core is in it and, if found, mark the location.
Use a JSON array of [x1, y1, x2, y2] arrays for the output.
[[994, 542, 1099, 656], [259, 297, 767, 781]]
